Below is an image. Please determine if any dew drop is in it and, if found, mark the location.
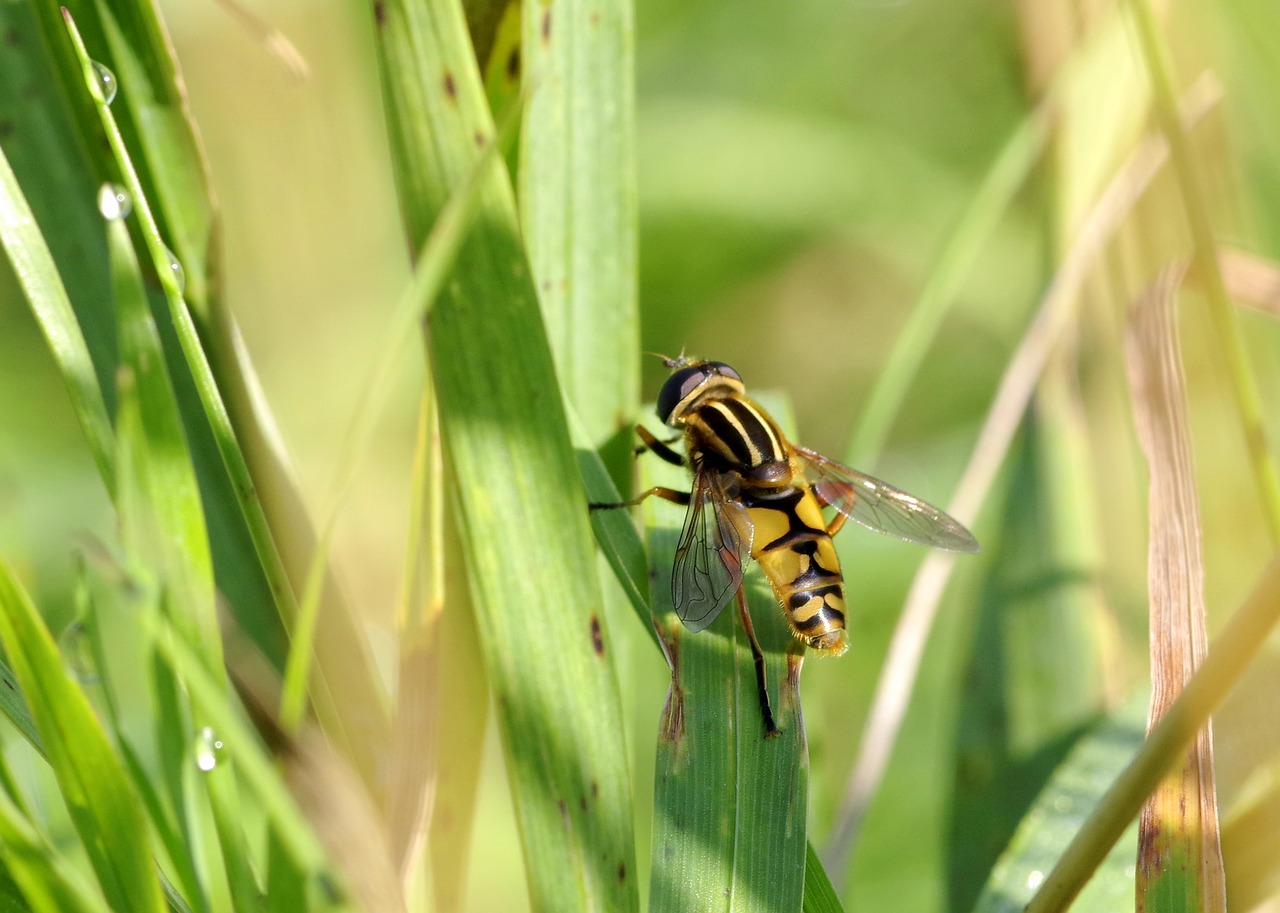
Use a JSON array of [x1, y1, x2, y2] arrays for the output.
[[97, 183, 132, 221], [1025, 870, 1044, 891], [58, 621, 99, 683], [194, 726, 224, 772], [161, 245, 186, 294], [89, 60, 117, 105]]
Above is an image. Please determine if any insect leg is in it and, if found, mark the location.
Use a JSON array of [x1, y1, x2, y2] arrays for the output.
[[811, 486, 850, 537], [634, 425, 685, 466], [588, 487, 690, 512], [735, 588, 780, 738]]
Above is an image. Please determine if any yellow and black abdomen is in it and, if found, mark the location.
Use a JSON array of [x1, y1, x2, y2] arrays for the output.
[[744, 485, 849, 656]]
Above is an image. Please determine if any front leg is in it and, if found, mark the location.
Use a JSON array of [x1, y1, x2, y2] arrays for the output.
[[634, 425, 685, 467], [589, 486, 691, 512]]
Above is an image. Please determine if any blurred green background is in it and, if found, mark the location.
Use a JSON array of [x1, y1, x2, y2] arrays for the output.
[[5, 0, 1280, 910]]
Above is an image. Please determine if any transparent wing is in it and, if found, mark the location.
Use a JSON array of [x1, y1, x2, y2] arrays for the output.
[[671, 471, 754, 632], [793, 444, 979, 553]]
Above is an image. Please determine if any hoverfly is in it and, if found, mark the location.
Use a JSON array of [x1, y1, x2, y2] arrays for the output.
[[592, 357, 979, 735]]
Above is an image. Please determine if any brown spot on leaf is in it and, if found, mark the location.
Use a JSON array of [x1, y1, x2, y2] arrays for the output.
[[540, 7, 552, 42], [443, 71, 457, 100], [506, 47, 521, 80], [373, 0, 385, 26], [590, 614, 604, 656], [617, 861, 627, 882], [658, 681, 686, 744], [474, 129, 487, 148]]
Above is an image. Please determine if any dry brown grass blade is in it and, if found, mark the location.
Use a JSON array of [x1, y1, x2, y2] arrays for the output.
[[1214, 248, 1280, 317], [820, 73, 1224, 877], [387, 393, 444, 877], [1125, 263, 1226, 911]]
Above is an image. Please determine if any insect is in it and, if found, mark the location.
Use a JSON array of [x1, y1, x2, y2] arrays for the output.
[[592, 356, 979, 735]]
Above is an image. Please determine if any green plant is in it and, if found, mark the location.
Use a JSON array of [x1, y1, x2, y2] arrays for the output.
[[3, 0, 1280, 912]]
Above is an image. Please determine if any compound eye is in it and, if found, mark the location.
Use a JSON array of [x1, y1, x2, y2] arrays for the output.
[[708, 361, 741, 381], [656, 365, 711, 424]]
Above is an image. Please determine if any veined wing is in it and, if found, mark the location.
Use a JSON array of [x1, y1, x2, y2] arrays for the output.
[[793, 444, 979, 553], [671, 470, 754, 632]]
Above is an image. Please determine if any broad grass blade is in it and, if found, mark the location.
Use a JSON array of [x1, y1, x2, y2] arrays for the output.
[[521, 0, 638, 450], [373, 1, 639, 909], [646, 393, 807, 913]]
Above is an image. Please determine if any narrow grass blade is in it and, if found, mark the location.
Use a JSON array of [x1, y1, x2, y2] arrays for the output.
[[973, 698, 1147, 913], [141, 613, 343, 903], [60, 8, 392, 784], [1125, 0, 1280, 540], [573, 407, 654, 642], [0, 785, 113, 913], [645, 394, 807, 913], [373, 1, 639, 910], [92, 0, 214, 313], [0, 661, 44, 757], [520, 0, 638, 448], [847, 104, 1049, 465], [109, 215, 262, 911], [0, 561, 166, 913], [0, 143, 115, 491], [386, 392, 444, 874], [424, 519, 488, 912], [1124, 265, 1226, 911], [802, 843, 844, 913]]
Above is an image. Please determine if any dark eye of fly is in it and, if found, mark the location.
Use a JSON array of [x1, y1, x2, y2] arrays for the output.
[[656, 365, 710, 424], [655, 361, 742, 424], [707, 361, 741, 381]]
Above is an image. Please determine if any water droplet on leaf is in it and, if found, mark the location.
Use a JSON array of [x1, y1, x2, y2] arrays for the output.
[[89, 60, 117, 104], [97, 183, 131, 220], [194, 726, 224, 772], [161, 246, 186, 294]]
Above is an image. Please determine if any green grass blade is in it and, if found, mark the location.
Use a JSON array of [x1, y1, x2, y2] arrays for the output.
[[108, 205, 262, 912], [972, 699, 1146, 913], [0, 143, 115, 492], [0, 561, 166, 913], [140, 612, 342, 904], [373, 0, 639, 908], [521, 0, 638, 447], [60, 8, 393, 783], [0, 785, 113, 913], [0, 657, 44, 756], [93, 0, 214, 313], [802, 843, 844, 913], [573, 408, 654, 643], [645, 393, 807, 913]]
